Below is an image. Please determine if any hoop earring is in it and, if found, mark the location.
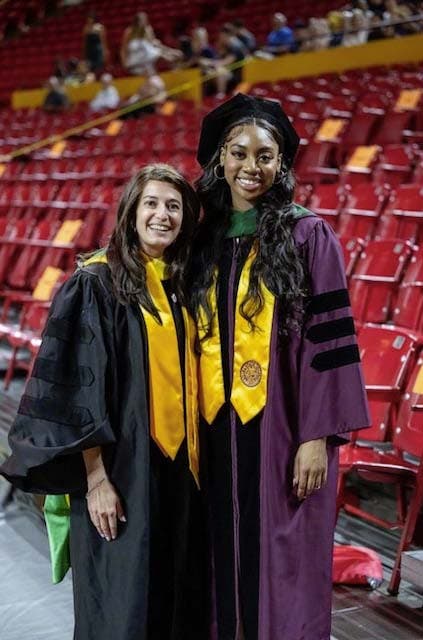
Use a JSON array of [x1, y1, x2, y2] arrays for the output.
[[213, 164, 225, 180]]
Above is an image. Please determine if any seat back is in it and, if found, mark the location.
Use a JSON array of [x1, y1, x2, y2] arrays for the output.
[[395, 359, 423, 458], [350, 240, 412, 323], [358, 325, 419, 441]]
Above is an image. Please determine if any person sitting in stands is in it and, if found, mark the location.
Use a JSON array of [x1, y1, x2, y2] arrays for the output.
[[231, 18, 256, 53], [121, 69, 167, 118], [265, 12, 295, 54], [179, 27, 216, 70], [65, 58, 96, 86], [291, 19, 310, 52], [205, 24, 248, 98], [308, 17, 332, 50], [90, 73, 120, 112], [43, 76, 70, 112]]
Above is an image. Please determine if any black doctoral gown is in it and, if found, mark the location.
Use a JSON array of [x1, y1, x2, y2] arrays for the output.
[[1, 262, 208, 640]]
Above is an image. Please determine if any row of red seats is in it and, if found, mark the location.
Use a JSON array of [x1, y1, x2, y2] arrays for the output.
[[298, 182, 423, 242], [338, 322, 423, 594]]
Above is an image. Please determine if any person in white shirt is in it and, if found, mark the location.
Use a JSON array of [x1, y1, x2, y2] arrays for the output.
[[90, 73, 120, 112]]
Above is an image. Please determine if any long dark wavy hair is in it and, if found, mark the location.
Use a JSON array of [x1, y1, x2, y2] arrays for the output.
[[107, 164, 200, 322], [190, 117, 309, 335]]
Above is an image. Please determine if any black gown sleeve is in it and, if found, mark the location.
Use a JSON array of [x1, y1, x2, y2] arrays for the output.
[[0, 268, 117, 494]]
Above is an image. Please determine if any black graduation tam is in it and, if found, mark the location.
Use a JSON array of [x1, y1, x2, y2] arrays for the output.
[[197, 93, 300, 168]]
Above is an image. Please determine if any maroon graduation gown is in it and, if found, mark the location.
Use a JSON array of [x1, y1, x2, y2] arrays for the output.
[[201, 214, 370, 640]]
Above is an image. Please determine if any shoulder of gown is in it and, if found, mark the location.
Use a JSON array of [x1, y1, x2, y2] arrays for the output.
[[0, 264, 119, 494]]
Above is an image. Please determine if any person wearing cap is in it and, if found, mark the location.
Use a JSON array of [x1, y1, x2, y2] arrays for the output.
[[189, 93, 370, 639], [89, 73, 120, 112]]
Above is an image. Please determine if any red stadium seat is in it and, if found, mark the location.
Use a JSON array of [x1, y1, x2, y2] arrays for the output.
[[307, 182, 346, 229], [338, 357, 423, 594], [3, 302, 51, 389], [392, 245, 423, 332], [372, 110, 413, 146], [339, 236, 366, 279], [294, 141, 338, 184], [337, 183, 388, 241], [6, 220, 58, 290], [337, 113, 380, 164], [373, 144, 417, 187], [0, 219, 33, 288], [349, 240, 412, 323], [376, 185, 423, 243]]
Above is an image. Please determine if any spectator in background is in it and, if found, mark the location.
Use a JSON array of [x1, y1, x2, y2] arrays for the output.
[[121, 14, 162, 75], [180, 27, 216, 70], [384, 0, 421, 34], [231, 18, 256, 53], [121, 68, 167, 118], [65, 58, 95, 86], [291, 19, 310, 52], [121, 12, 181, 75], [342, 9, 370, 45], [43, 76, 70, 112], [327, 10, 345, 46], [90, 73, 120, 112], [308, 17, 332, 50], [367, 10, 387, 39], [208, 24, 248, 98], [265, 12, 295, 54], [82, 13, 109, 73], [367, 0, 387, 17]]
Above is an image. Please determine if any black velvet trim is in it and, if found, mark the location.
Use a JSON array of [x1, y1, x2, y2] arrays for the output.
[[311, 344, 360, 372], [19, 394, 93, 427], [32, 357, 94, 387], [306, 317, 355, 344], [45, 317, 94, 344], [310, 288, 350, 315]]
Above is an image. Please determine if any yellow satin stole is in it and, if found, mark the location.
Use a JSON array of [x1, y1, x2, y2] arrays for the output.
[[198, 244, 275, 425], [84, 251, 199, 487]]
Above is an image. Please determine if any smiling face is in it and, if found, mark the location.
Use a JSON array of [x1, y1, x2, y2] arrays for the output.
[[220, 123, 282, 211], [136, 180, 183, 257]]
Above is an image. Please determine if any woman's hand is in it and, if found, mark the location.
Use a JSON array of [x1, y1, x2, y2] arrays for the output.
[[293, 437, 328, 500], [86, 475, 126, 541]]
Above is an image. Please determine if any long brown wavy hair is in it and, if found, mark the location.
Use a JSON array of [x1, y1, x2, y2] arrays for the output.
[[107, 164, 200, 322]]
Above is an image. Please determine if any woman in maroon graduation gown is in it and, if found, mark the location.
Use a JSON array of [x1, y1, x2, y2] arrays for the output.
[[189, 94, 370, 640]]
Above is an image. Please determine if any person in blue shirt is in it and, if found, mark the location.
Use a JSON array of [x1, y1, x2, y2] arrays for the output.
[[265, 12, 295, 54]]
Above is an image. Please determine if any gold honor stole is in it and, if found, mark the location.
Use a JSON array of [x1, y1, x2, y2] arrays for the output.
[[198, 245, 276, 425], [84, 251, 199, 487]]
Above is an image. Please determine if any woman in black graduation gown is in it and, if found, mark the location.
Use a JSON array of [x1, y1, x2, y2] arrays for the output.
[[1, 164, 208, 640], [189, 95, 370, 640]]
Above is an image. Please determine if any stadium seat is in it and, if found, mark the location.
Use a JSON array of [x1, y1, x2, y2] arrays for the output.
[[307, 182, 346, 229], [339, 236, 366, 279], [372, 110, 413, 146], [376, 185, 423, 244], [3, 302, 51, 389], [349, 239, 412, 323], [392, 246, 423, 332], [294, 141, 338, 184], [337, 183, 388, 241], [338, 356, 423, 594], [373, 144, 417, 187]]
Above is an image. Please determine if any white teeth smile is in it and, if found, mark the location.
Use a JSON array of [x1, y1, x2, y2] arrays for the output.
[[149, 224, 170, 231], [237, 178, 261, 187]]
